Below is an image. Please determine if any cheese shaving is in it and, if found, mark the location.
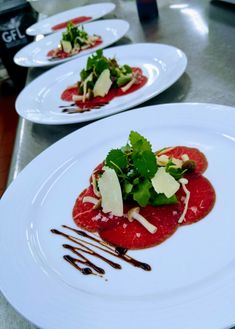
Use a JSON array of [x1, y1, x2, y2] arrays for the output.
[[82, 196, 101, 210], [178, 178, 190, 223], [127, 207, 157, 234], [83, 196, 98, 204]]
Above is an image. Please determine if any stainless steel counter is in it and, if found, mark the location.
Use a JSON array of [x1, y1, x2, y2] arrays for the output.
[[1, 0, 235, 328]]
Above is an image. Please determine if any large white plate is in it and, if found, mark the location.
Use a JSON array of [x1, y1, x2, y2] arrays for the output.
[[1, 103, 235, 329], [15, 43, 187, 125], [26, 2, 116, 36], [14, 19, 129, 68]]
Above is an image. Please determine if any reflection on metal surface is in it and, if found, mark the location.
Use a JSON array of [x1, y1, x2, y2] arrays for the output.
[[13, 119, 27, 181], [181, 8, 208, 34], [169, 4, 189, 9]]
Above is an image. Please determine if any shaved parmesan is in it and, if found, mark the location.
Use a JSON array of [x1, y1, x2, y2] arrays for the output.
[[83, 196, 98, 204], [98, 166, 123, 216], [93, 69, 112, 97], [83, 196, 101, 209], [151, 167, 180, 198]]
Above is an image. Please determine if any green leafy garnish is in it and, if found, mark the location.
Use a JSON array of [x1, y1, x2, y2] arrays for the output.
[[77, 50, 135, 98], [165, 159, 186, 180], [103, 131, 191, 207], [106, 149, 128, 172], [62, 23, 89, 48], [133, 179, 152, 207], [133, 150, 157, 178]]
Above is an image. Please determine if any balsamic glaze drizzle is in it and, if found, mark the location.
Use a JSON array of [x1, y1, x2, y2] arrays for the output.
[[59, 102, 109, 114], [51, 225, 151, 277]]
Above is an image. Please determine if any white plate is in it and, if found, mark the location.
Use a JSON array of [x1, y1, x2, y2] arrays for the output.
[[15, 43, 187, 124], [1, 103, 235, 329], [26, 2, 116, 36], [14, 19, 129, 68]]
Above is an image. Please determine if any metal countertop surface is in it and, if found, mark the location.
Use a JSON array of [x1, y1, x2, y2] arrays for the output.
[[1, 0, 235, 328]]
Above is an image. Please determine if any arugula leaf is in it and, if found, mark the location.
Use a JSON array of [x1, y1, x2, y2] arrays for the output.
[[132, 150, 157, 178], [133, 179, 152, 207], [166, 166, 185, 180], [165, 160, 185, 179], [124, 181, 133, 194], [95, 58, 109, 76], [150, 193, 178, 206], [62, 23, 88, 47], [105, 149, 128, 171], [122, 64, 132, 74], [117, 74, 132, 87], [86, 49, 103, 70]]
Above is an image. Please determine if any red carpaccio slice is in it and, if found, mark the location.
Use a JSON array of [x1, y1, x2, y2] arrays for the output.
[[72, 148, 215, 249], [47, 38, 102, 59], [61, 68, 147, 106], [177, 173, 216, 225], [157, 146, 208, 174], [73, 185, 120, 232], [99, 204, 181, 249], [51, 16, 92, 31]]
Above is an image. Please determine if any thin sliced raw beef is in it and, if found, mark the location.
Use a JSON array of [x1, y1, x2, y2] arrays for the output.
[[61, 68, 147, 105], [157, 146, 208, 174], [177, 173, 216, 225], [51, 16, 92, 31], [73, 185, 96, 215], [99, 204, 181, 249], [73, 185, 120, 232]]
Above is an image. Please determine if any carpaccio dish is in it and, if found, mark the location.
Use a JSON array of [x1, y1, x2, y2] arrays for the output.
[[51, 16, 92, 31], [47, 22, 102, 60], [52, 132, 216, 278], [60, 50, 147, 113]]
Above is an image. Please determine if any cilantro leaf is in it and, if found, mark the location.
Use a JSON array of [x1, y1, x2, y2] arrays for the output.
[[105, 149, 128, 172], [132, 150, 157, 178], [133, 179, 152, 207]]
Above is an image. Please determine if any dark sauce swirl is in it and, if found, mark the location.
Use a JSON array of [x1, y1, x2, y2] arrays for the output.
[[51, 225, 151, 277], [59, 102, 108, 114]]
